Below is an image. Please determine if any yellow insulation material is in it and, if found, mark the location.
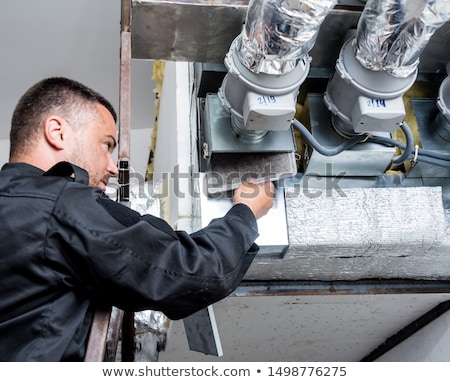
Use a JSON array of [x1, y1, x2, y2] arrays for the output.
[[146, 61, 171, 223], [390, 81, 439, 173], [293, 98, 310, 172]]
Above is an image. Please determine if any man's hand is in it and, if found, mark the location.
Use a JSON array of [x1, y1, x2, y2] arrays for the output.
[[233, 180, 275, 220]]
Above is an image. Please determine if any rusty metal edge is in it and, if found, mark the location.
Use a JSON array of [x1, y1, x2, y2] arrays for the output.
[[84, 307, 112, 362]]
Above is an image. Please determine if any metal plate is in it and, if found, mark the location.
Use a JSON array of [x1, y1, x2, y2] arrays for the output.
[[199, 173, 290, 258], [131, 1, 450, 74], [305, 94, 396, 176]]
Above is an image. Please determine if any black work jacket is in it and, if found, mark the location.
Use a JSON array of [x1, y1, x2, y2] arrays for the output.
[[0, 162, 259, 361]]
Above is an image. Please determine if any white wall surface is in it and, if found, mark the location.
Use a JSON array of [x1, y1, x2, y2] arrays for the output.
[[0, 140, 9, 167], [0, 0, 156, 176], [152, 61, 193, 226], [0, 0, 121, 140]]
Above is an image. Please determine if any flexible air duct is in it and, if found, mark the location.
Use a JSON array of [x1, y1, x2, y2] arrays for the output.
[[219, 0, 337, 134], [324, 0, 450, 134], [237, 0, 338, 75], [354, 0, 450, 78]]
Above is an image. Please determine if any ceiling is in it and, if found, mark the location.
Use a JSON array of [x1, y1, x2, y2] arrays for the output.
[[158, 292, 450, 362]]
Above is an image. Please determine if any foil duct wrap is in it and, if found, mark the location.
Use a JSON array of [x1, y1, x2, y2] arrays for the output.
[[237, 0, 337, 75], [245, 186, 449, 281], [128, 179, 168, 361], [134, 310, 170, 361], [354, 0, 450, 77]]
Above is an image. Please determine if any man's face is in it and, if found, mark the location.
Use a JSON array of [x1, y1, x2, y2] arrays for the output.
[[67, 104, 118, 190]]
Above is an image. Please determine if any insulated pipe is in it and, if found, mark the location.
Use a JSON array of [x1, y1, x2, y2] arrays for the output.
[[354, 0, 450, 77], [218, 0, 337, 135], [323, 1, 450, 134], [236, 0, 338, 75], [433, 62, 450, 141], [369, 135, 450, 168], [323, 33, 416, 135]]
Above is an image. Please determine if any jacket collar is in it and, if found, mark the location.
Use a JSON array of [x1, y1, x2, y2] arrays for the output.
[[1, 161, 89, 185]]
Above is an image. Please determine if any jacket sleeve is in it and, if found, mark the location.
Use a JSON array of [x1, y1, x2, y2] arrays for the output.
[[47, 186, 260, 320]]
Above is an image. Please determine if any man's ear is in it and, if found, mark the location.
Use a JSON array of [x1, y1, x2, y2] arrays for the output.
[[44, 116, 66, 150]]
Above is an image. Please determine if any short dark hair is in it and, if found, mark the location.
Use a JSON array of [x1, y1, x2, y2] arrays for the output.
[[10, 77, 117, 159]]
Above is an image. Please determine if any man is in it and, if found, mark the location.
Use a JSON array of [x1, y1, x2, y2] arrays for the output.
[[0, 77, 274, 361]]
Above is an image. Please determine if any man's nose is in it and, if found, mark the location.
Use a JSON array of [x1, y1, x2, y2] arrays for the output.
[[107, 155, 119, 177]]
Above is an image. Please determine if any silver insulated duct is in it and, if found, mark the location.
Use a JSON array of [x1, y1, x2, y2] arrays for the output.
[[324, 0, 450, 136], [218, 0, 337, 135], [354, 0, 450, 78], [237, 0, 338, 75], [203, 0, 336, 193]]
